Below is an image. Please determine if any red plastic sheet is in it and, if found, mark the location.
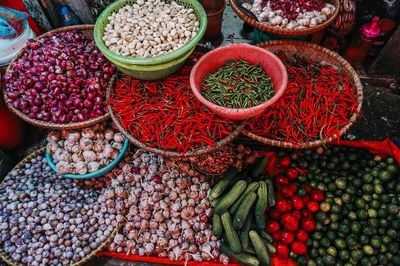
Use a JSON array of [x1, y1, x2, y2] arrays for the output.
[[97, 139, 399, 266]]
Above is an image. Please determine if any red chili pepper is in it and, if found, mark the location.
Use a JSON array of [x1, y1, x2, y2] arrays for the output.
[[266, 220, 280, 234], [287, 168, 299, 180], [301, 217, 316, 232], [274, 175, 289, 186], [295, 230, 309, 242], [291, 195, 304, 210], [307, 201, 320, 213], [276, 243, 289, 259], [281, 213, 299, 232], [310, 189, 325, 202], [291, 241, 308, 255], [280, 186, 295, 198], [275, 198, 291, 213], [280, 231, 295, 245]]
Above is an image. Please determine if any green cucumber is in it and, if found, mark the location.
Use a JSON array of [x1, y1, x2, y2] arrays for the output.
[[240, 212, 253, 250], [249, 230, 271, 266], [220, 244, 260, 266], [265, 179, 276, 207], [221, 212, 242, 253], [215, 180, 247, 214], [209, 166, 239, 201], [212, 214, 223, 237], [233, 192, 257, 230], [254, 181, 268, 229], [230, 182, 259, 215]]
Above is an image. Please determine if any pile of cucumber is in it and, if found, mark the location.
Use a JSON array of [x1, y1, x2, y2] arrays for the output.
[[209, 159, 276, 266], [289, 146, 400, 266]]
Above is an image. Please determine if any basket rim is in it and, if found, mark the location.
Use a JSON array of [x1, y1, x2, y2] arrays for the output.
[[94, 0, 207, 66], [106, 74, 246, 158], [3, 25, 112, 130], [229, 0, 340, 36], [242, 40, 363, 149], [0, 147, 119, 266], [45, 138, 129, 179], [105, 46, 196, 71]]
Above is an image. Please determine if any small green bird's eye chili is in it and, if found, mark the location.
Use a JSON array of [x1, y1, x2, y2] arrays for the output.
[[201, 60, 274, 109]]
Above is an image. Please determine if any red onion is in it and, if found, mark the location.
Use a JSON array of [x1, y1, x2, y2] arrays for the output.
[[4, 31, 116, 123], [267, 0, 325, 19]]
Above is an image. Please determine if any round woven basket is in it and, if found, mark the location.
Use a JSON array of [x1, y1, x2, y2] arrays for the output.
[[3, 25, 111, 130], [242, 40, 363, 149], [230, 0, 340, 36], [94, 0, 207, 66], [107, 75, 245, 158], [0, 147, 119, 266]]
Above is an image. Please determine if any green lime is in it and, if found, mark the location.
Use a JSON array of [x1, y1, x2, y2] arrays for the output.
[[370, 236, 381, 248], [363, 245, 374, 255], [335, 238, 346, 250], [327, 246, 337, 257], [351, 250, 363, 261], [368, 209, 378, 218], [355, 198, 367, 209], [362, 173, 374, 183], [350, 222, 361, 234], [378, 170, 391, 181]]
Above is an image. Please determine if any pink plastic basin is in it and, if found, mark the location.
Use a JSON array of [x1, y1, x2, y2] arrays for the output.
[[190, 43, 288, 120]]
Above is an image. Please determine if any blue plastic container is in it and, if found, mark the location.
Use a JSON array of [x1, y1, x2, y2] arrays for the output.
[[46, 139, 129, 179]]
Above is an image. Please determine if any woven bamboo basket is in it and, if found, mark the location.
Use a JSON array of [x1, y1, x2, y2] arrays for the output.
[[0, 147, 119, 266], [230, 0, 340, 36], [3, 25, 111, 130], [107, 75, 245, 158], [242, 40, 363, 149]]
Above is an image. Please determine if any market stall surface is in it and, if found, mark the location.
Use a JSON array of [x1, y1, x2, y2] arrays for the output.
[[86, 4, 399, 266]]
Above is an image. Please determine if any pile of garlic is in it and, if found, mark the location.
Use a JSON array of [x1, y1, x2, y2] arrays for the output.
[[47, 122, 126, 175], [103, 0, 199, 57], [243, 0, 336, 30]]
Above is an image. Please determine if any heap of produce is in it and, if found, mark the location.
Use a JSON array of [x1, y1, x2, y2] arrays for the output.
[[288, 147, 400, 266], [210, 159, 277, 266], [201, 60, 274, 108], [248, 54, 359, 145], [188, 144, 260, 175], [243, 0, 336, 29], [103, 0, 199, 57], [105, 150, 227, 263], [4, 31, 115, 123], [108, 52, 239, 153], [0, 155, 118, 265], [266, 165, 324, 261], [47, 122, 126, 175]]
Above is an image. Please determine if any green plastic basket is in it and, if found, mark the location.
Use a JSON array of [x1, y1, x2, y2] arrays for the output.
[[104, 47, 195, 80], [94, 0, 207, 66]]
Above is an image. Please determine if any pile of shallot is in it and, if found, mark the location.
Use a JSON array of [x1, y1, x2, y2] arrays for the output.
[[4, 30, 115, 123], [47, 122, 126, 175], [105, 150, 229, 264], [243, 0, 336, 29], [0, 155, 118, 265]]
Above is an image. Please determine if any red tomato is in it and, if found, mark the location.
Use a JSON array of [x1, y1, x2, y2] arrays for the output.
[[280, 186, 295, 198], [274, 175, 289, 186], [302, 195, 310, 205], [269, 209, 282, 220], [272, 231, 282, 241], [291, 241, 308, 255], [310, 189, 325, 202], [301, 217, 316, 232], [276, 198, 291, 213], [303, 184, 313, 193], [266, 220, 280, 234], [291, 210, 302, 220], [281, 213, 299, 232], [287, 168, 299, 180], [295, 230, 309, 242], [289, 183, 298, 194], [291, 195, 304, 210], [278, 156, 292, 168], [280, 231, 295, 245], [301, 209, 313, 218], [307, 201, 320, 213], [275, 243, 289, 259]]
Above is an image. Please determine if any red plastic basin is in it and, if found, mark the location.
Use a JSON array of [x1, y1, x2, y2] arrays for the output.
[[190, 43, 288, 120]]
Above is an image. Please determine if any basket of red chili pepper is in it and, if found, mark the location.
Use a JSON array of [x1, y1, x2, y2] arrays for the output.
[[243, 40, 363, 149], [107, 50, 245, 157]]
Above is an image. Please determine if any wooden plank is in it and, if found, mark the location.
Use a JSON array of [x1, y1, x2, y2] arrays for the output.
[[369, 26, 400, 75]]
